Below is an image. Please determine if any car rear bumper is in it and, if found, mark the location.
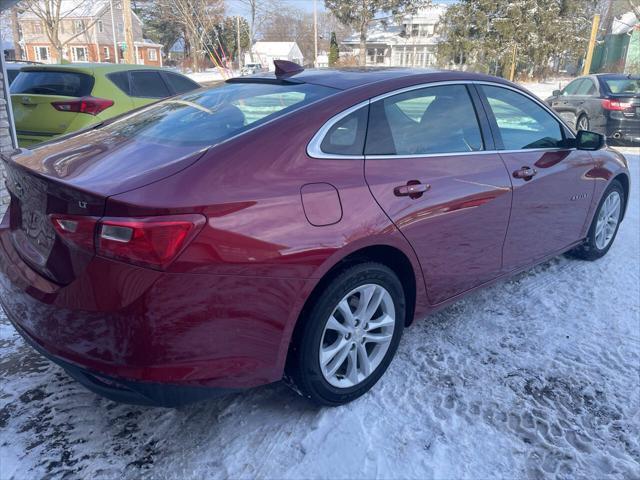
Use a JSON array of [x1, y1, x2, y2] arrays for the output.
[[605, 117, 640, 143], [10, 317, 237, 407], [0, 218, 307, 402]]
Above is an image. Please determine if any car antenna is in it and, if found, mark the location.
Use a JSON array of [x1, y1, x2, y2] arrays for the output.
[[274, 60, 304, 77]]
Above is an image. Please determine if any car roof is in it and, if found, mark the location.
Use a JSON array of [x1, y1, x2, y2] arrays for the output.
[[241, 67, 494, 90], [19, 63, 169, 75], [592, 73, 640, 79]]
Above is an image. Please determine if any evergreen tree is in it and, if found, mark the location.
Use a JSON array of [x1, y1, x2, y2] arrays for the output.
[[329, 31, 340, 66]]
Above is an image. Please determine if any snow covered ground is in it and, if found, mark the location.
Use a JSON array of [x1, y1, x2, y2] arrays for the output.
[[0, 84, 638, 478]]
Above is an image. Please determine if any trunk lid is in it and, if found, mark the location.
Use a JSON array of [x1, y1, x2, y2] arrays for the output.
[[3, 127, 208, 285]]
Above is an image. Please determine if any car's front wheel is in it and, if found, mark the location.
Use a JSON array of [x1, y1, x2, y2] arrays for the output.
[[286, 263, 405, 406], [570, 180, 625, 260]]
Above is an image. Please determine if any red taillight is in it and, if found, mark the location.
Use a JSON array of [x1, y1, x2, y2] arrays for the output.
[[50, 214, 98, 252], [49, 214, 205, 270], [601, 99, 633, 111], [51, 96, 114, 116]]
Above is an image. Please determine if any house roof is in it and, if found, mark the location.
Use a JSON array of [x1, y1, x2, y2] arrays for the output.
[[252, 42, 301, 57]]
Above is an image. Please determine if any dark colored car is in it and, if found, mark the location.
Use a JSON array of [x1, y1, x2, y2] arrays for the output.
[[545, 73, 640, 143], [0, 66, 630, 407]]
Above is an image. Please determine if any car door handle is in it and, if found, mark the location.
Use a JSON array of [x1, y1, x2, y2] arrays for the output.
[[394, 181, 430, 199], [513, 166, 538, 181]]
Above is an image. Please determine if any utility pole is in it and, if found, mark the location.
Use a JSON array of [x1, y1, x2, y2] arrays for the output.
[[583, 14, 600, 75], [313, 0, 318, 67], [122, 0, 135, 64], [237, 16, 242, 70], [109, 0, 120, 63], [509, 43, 517, 81]]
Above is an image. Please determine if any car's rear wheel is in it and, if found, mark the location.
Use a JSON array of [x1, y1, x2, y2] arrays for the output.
[[577, 114, 589, 131], [570, 180, 624, 260], [286, 263, 405, 406]]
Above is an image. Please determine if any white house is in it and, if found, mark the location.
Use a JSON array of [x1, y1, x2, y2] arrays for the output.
[[342, 5, 447, 67], [246, 42, 304, 71]]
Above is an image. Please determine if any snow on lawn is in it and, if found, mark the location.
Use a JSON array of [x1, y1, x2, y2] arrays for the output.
[[1, 148, 639, 480]]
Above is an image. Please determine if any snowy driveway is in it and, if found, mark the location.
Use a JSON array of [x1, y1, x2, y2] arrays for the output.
[[1, 148, 639, 480]]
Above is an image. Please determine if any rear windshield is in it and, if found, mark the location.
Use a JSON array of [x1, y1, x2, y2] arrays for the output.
[[101, 81, 337, 147], [10, 70, 94, 96], [604, 78, 640, 94]]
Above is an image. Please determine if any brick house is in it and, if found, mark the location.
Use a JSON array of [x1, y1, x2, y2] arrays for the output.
[[18, 0, 162, 66]]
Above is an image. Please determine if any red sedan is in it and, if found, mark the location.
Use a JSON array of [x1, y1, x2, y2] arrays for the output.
[[0, 64, 630, 407]]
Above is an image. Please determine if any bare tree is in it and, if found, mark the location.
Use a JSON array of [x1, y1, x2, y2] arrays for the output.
[[156, 0, 224, 71], [18, 0, 102, 61], [236, 0, 281, 59]]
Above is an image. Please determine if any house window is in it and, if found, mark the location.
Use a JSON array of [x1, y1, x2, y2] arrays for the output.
[[411, 24, 419, 37], [97, 20, 104, 33], [73, 20, 84, 33], [33, 22, 43, 34], [34, 46, 49, 61], [366, 48, 384, 64], [148, 48, 157, 61], [72, 46, 89, 62], [103, 46, 110, 59]]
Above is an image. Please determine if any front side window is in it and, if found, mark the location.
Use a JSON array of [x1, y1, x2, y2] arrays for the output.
[[163, 72, 199, 95], [481, 85, 564, 150], [366, 84, 484, 156], [101, 81, 337, 147]]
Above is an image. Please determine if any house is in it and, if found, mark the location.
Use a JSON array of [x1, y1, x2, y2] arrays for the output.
[[17, 0, 162, 65], [341, 5, 447, 67], [246, 42, 304, 71]]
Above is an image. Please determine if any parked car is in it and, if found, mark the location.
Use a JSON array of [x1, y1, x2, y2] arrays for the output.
[[10, 63, 201, 147], [241, 62, 265, 75], [0, 64, 630, 407], [4, 61, 41, 85], [545, 73, 640, 144]]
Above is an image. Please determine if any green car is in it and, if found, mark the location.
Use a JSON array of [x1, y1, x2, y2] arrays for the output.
[[10, 63, 201, 147]]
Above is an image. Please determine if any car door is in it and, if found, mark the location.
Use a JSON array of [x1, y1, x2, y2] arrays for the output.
[[477, 84, 595, 272], [364, 83, 512, 305], [550, 78, 584, 125], [572, 77, 599, 130]]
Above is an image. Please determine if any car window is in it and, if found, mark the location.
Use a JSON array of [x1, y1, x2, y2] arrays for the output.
[[7, 68, 20, 84], [576, 79, 596, 95], [562, 79, 584, 96], [101, 82, 337, 147], [10, 70, 94, 96], [320, 106, 369, 156], [163, 72, 200, 94], [604, 78, 640, 94], [129, 71, 171, 98], [365, 84, 484, 156], [107, 71, 131, 95], [481, 85, 564, 150]]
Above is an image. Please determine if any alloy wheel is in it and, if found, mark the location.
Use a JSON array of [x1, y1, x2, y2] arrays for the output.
[[578, 116, 589, 131], [595, 190, 621, 250], [319, 284, 396, 388]]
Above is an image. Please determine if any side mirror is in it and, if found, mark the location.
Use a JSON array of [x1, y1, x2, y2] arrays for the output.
[[576, 130, 605, 151], [552, 89, 562, 96]]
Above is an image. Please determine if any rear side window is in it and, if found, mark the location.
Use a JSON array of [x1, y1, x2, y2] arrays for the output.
[[576, 79, 596, 95], [129, 71, 171, 98], [7, 68, 20, 84], [481, 85, 564, 150], [163, 72, 200, 94], [320, 106, 369, 156], [102, 81, 337, 147], [366, 84, 484, 155], [562, 79, 584, 95], [10, 70, 94, 96], [107, 71, 131, 95]]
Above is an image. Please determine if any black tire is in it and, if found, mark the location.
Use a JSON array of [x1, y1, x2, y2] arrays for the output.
[[285, 262, 405, 406], [569, 180, 625, 261], [576, 114, 589, 131]]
